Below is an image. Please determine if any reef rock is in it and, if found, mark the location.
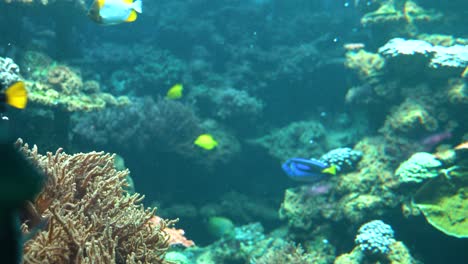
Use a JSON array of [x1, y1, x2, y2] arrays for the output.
[[379, 38, 468, 78], [395, 152, 442, 186], [319, 147, 363, 173]]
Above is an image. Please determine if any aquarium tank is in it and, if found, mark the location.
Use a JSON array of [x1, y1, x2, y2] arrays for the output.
[[0, 0, 467, 263]]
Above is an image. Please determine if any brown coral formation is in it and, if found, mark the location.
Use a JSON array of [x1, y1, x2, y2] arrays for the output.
[[345, 50, 385, 82], [17, 139, 171, 264], [383, 99, 439, 134], [47, 65, 83, 95]]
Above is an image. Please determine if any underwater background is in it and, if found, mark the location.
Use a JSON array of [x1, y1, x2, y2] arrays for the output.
[[0, 0, 467, 263]]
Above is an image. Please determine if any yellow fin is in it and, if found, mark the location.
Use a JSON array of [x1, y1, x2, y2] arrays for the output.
[[5, 81, 28, 109], [194, 134, 218, 150], [97, 0, 105, 8], [123, 0, 133, 3], [166, 84, 183, 99], [126, 10, 138, 22], [322, 165, 336, 175]]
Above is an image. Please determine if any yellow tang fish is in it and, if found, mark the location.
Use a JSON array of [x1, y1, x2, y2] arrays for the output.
[[166, 84, 183, 100], [0, 82, 28, 110], [88, 0, 142, 25], [194, 134, 218, 150]]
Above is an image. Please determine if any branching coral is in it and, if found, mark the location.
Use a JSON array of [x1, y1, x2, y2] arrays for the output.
[[16, 139, 171, 263], [0, 56, 21, 88]]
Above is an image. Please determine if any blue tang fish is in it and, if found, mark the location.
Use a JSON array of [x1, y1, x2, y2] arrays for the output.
[[282, 158, 336, 182]]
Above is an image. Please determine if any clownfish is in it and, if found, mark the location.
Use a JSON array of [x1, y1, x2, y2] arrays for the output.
[[88, 0, 143, 25]]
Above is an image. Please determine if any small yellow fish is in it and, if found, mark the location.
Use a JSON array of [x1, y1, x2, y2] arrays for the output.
[[166, 84, 183, 99], [194, 134, 218, 150], [0, 81, 27, 110], [88, 0, 142, 25]]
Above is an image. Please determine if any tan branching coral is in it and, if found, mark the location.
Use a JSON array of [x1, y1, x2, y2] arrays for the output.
[[16, 139, 171, 264]]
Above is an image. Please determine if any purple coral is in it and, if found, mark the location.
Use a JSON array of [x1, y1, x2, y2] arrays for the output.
[[355, 220, 396, 256]]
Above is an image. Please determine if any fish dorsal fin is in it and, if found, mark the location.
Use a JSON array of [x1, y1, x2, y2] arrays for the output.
[[123, 0, 133, 3], [5, 81, 28, 109], [97, 0, 106, 8], [126, 10, 138, 22]]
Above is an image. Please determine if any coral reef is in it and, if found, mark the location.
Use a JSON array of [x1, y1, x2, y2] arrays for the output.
[[252, 120, 327, 161], [319, 147, 363, 173], [383, 99, 439, 134], [279, 186, 328, 231], [26, 69, 129, 112], [169, 222, 334, 264], [72, 97, 240, 167], [336, 220, 419, 264], [16, 139, 171, 263], [72, 97, 202, 155], [395, 152, 442, 186], [279, 137, 401, 233], [1, 0, 467, 262], [345, 50, 385, 82], [0, 56, 21, 88], [360, 0, 442, 38], [335, 241, 419, 264], [355, 220, 395, 256], [191, 86, 264, 123], [379, 38, 468, 78], [251, 242, 321, 264], [148, 216, 195, 248], [411, 164, 468, 238]]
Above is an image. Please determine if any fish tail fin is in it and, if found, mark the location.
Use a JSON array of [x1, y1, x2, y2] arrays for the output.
[[126, 10, 138, 22], [132, 0, 142, 13], [5, 82, 27, 109], [322, 165, 337, 175]]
